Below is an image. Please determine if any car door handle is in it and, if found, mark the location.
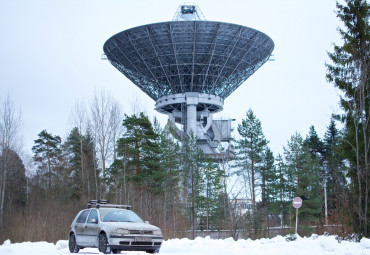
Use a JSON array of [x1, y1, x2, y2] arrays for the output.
[[85, 225, 87, 228]]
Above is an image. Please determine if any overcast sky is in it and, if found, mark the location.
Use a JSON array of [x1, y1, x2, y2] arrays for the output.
[[0, 0, 342, 156]]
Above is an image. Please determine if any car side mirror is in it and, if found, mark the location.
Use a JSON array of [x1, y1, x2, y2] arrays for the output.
[[90, 218, 97, 224], [145, 221, 150, 224]]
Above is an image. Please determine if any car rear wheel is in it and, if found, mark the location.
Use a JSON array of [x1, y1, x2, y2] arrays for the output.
[[98, 233, 111, 254], [69, 234, 79, 253]]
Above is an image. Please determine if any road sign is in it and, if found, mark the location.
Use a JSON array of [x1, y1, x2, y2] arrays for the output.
[[292, 197, 302, 235], [293, 197, 302, 209]]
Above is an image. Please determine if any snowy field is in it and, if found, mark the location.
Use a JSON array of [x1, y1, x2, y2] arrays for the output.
[[1, 235, 370, 255]]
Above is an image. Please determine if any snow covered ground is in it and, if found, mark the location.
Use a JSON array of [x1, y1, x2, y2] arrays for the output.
[[1, 235, 370, 255]]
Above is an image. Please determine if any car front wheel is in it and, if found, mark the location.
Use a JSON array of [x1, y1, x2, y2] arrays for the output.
[[69, 234, 79, 253], [98, 233, 111, 254], [146, 250, 159, 254]]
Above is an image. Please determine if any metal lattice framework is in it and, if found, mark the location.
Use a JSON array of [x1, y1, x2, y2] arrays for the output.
[[103, 21, 274, 101]]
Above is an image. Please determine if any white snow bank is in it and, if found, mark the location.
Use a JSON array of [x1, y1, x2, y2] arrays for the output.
[[0, 240, 58, 255], [361, 237, 370, 249], [161, 235, 369, 255], [55, 240, 68, 250], [0, 235, 369, 255]]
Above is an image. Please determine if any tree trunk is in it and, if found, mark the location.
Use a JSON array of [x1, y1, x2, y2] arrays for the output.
[[251, 154, 255, 210], [206, 180, 209, 234], [47, 146, 52, 192], [93, 148, 99, 200], [80, 137, 85, 197], [191, 166, 195, 239], [0, 160, 6, 225]]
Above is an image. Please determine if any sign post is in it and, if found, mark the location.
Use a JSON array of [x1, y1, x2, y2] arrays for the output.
[[292, 197, 302, 235]]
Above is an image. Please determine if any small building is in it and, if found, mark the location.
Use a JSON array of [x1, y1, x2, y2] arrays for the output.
[[231, 198, 253, 215]]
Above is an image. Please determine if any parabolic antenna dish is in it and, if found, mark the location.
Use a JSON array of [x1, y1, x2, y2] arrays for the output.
[[103, 21, 274, 101]]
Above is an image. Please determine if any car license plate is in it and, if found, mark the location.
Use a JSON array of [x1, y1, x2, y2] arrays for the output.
[[134, 237, 152, 242]]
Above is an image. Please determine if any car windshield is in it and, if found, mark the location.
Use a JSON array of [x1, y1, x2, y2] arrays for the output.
[[99, 209, 143, 223]]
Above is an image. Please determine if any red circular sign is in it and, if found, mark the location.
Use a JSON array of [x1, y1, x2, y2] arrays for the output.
[[292, 197, 302, 209]]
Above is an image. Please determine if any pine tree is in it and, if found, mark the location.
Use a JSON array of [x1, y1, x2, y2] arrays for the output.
[[284, 131, 322, 233], [64, 128, 84, 199], [115, 113, 162, 217], [237, 109, 268, 210], [303, 126, 326, 225], [235, 109, 268, 239], [322, 119, 347, 225], [260, 147, 274, 237], [271, 154, 289, 228], [297, 149, 322, 228], [283, 133, 303, 228], [198, 159, 224, 232], [32, 130, 62, 193], [261, 148, 275, 206], [326, 0, 369, 236], [284, 132, 304, 191], [158, 127, 181, 234], [64, 127, 98, 200], [181, 132, 204, 238], [303, 126, 324, 159]]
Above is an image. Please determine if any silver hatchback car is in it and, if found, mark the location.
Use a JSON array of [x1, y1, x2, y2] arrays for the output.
[[68, 200, 163, 254]]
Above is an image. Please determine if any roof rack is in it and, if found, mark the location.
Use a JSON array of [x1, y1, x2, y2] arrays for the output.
[[87, 200, 131, 210]]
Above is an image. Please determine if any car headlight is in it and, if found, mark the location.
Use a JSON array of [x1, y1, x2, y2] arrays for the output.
[[153, 229, 162, 235], [113, 228, 129, 235]]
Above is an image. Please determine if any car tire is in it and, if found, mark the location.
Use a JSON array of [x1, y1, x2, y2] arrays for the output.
[[98, 233, 111, 254], [146, 250, 159, 254], [69, 234, 80, 253]]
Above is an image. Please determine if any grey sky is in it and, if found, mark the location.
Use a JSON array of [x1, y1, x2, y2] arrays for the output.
[[0, 0, 341, 156]]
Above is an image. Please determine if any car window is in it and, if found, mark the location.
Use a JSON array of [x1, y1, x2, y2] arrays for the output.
[[87, 209, 98, 223], [99, 209, 143, 223], [76, 210, 90, 223]]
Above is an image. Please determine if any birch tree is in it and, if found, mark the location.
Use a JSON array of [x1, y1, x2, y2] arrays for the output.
[[89, 89, 123, 192], [0, 95, 23, 225]]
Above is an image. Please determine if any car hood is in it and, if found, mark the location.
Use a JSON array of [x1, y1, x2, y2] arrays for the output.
[[102, 221, 159, 231]]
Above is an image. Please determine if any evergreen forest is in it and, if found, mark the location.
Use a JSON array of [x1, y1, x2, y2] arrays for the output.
[[0, 0, 368, 243]]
